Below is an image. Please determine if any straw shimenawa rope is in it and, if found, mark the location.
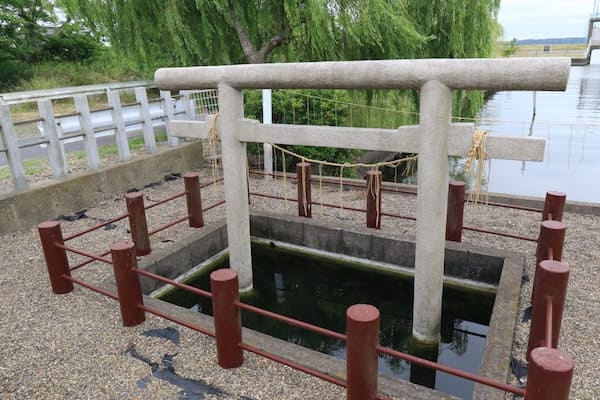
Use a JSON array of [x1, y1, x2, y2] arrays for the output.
[[465, 129, 489, 205], [208, 113, 220, 184], [270, 143, 417, 213]]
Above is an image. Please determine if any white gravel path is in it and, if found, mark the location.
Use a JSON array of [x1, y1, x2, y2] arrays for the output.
[[0, 167, 598, 399]]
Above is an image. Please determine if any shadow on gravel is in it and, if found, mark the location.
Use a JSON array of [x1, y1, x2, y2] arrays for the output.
[[126, 327, 256, 400]]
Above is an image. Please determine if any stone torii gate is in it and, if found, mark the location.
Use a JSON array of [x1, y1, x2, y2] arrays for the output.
[[155, 58, 570, 343]]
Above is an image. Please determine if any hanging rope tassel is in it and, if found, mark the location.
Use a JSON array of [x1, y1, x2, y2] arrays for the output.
[[208, 112, 220, 184], [319, 164, 324, 215], [465, 129, 489, 205], [269, 143, 417, 216]]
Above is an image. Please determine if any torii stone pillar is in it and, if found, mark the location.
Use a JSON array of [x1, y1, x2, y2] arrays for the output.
[[218, 83, 253, 291], [413, 81, 452, 343], [156, 58, 570, 343]]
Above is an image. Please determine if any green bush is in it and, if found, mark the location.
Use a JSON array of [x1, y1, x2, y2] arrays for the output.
[[38, 23, 102, 62], [0, 59, 29, 90]]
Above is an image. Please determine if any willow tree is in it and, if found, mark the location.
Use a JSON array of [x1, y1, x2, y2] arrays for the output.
[[407, 0, 502, 118], [61, 0, 501, 119], [59, 0, 425, 68]]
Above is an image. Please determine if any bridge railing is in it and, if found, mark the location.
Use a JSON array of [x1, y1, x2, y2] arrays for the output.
[[0, 82, 213, 191]]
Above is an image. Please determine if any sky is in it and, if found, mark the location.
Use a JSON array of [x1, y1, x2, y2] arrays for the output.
[[498, 0, 595, 39]]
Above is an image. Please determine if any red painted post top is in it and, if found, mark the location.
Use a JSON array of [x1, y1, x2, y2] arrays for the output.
[[526, 347, 574, 400], [211, 268, 238, 282], [347, 304, 380, 323], [542, 191, 567, 222]]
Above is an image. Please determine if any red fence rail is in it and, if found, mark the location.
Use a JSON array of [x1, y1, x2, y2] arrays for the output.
[[84, 240, 579, 399], [37, 167, 574, 399], [39, 172, 225, 282], [250, 162, 563, 244]]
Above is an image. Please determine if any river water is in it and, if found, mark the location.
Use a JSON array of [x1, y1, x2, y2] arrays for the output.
[[476, 61, 600, 203]]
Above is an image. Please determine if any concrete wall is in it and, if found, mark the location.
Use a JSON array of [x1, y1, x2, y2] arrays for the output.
[[0, 141, 204, 234], [251, 211, 505, 285], [138, 221, 227, 294]]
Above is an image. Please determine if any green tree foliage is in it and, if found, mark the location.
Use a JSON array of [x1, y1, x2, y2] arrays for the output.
[[0, 0, 54, 62], [1, 0, 51, 86], [59, 0, 426, 67], [39, 22, 102, 62], [0, 1, 103, 89], [60, 0, 501, 170], [406, 0, 502, 118]]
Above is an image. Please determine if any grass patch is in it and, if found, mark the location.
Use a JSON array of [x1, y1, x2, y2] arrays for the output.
[[11, 53, 148, 93], [97, 133, 168, 159], [0, 132, 169, 182], [0, 158, 48, 180]]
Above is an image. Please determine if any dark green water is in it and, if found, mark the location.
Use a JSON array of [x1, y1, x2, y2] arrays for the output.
[[159, 242, 495, 399]]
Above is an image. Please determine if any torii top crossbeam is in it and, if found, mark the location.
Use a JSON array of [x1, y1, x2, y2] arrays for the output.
[[155, 57, 569, 90], [155, 57, 570, 344]]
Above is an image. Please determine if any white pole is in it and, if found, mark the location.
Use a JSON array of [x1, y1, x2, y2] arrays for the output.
[[262, 89, 273, 180]]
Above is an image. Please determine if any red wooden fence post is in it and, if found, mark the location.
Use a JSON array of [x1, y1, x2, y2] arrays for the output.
[[126, 192, 151, 256], [525, 347, 574, 400], [210, 268, 244, 368], [533, 220, 566, 302], [297, 162, 312, 218], [446, 181, 465, 242], [535, 220, 566, 265], [346, 304, 380, 400], [527, 260, 570, 358], [110, 241, 145, 327], [184, 172, 204, 228], [38, 220, 73, 294], [366, 170, 382, 229], [542, 191, 566, 222]]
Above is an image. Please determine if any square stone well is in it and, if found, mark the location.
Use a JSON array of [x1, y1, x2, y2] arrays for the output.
[[131, 210, 524, 400]]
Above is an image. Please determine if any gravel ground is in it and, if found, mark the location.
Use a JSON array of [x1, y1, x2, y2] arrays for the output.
[[0, 164, 598, 399]]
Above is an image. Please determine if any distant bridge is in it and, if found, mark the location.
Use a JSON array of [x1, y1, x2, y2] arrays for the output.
[[571, 0, 600, 65], [571, 17, 600, 66]]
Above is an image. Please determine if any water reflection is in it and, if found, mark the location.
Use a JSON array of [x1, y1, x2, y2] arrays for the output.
[[478, 59, 600, 202], [160, 242, 494, 399]]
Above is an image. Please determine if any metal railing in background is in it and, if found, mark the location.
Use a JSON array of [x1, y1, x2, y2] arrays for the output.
[[0, 82, 219, 191]]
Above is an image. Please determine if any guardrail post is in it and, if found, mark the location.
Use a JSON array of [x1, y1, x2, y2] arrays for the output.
[[110, 241, 145, 327], [366, 170, 382, 229], [210, 268, 244, 368], [542, 191, 566, 222], [297, 162, 312, 218], [346, 304, 380, 400], [38, 99, 67, 178], [181, 90, 196, 119], [0, 104, 28, 190], [107, 90, 131, 161], [74, 95, 100, 169], [135, 87, 157, 153], [38, 221, 73, 294], [183, 172, 204, 228], [446, 181, 465, 242], [528, 260, 570, 358], [160, 90, 179, 147], [125, 192, 151, 256], [525, 347, 574, 400]]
